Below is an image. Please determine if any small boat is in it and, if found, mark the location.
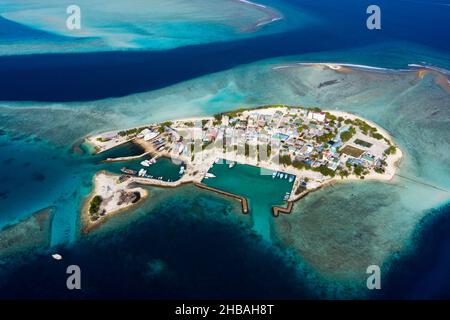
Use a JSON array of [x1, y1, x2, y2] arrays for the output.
[[140, 159, 151, 167], [121, 167, 137, 175], [214, 159, 220, 164], [289, 176, 294, 183], [52, 254, 63, 260], [284, 193, 290, 201], [138, 169, 147, 177], [284, 174, 288, 179], [228, 162, 236, 168], [205, 173, 216, 179], [279, 173, 284, 179], [179, 166, 185, 175], [272, 172, 277, 179]]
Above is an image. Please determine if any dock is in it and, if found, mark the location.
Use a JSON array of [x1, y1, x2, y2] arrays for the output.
[[193, 182, 249, 214]]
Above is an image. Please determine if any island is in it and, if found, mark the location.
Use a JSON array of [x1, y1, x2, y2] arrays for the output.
[[81, 171, 148, 233], [83, 105, 402, 230]]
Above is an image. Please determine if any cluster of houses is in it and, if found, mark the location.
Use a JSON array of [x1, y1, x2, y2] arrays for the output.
[[169, 107, 390, 177], [96, 106, 391, 180]]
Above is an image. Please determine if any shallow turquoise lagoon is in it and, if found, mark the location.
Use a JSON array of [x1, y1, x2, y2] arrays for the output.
[[203, 161, 294, 241]]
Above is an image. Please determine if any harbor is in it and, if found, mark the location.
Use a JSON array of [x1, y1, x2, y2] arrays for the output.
[[107, 156, 185, 183], [202, 161, 294, 240]]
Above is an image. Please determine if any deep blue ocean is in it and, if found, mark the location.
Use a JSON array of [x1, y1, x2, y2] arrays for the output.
[[0, 0, 449, 299]]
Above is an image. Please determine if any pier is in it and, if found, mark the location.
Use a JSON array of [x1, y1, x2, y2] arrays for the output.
[[272, 201, 294, 217], [193, 182, 249, 214]]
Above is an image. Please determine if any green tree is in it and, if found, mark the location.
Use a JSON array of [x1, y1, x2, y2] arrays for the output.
[[354, 166, 363, 176], [89, 195, 103, 214], [279, 154, 292, 166], [384, 145, 397, 155], [340, 126, 356, 142], [292, 160, 304, 170]]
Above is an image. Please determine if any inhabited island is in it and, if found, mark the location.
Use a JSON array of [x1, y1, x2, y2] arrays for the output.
[[83, 105, 402, 231]]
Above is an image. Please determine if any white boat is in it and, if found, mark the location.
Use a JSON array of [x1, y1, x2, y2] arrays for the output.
[[205, 173, 216, 178], [284, 174, 288, 179], [52, 254, 63, 260], [279, 173, 284, 179], [138, 169, 147, 177], [214, 159, 220, 164], [289, 176, 294, 183], [229, 162, 235, 168], [284, 193, 290, 201], [140, 159, 151, 167], [179, 166, 185, 175], [272, 172, 277, 179]]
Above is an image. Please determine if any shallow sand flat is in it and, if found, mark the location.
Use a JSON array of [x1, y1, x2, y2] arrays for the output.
[[0, 0, 300, 55]]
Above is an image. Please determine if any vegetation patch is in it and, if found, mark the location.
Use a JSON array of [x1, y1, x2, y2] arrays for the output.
[[89, 195, 103, 221], [354, 139, 373, 148], [341, 145, 365, 158]]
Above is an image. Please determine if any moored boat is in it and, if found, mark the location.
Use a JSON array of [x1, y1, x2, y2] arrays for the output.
[[140, 159, 152, 167], [121, 167, 137, 175]]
